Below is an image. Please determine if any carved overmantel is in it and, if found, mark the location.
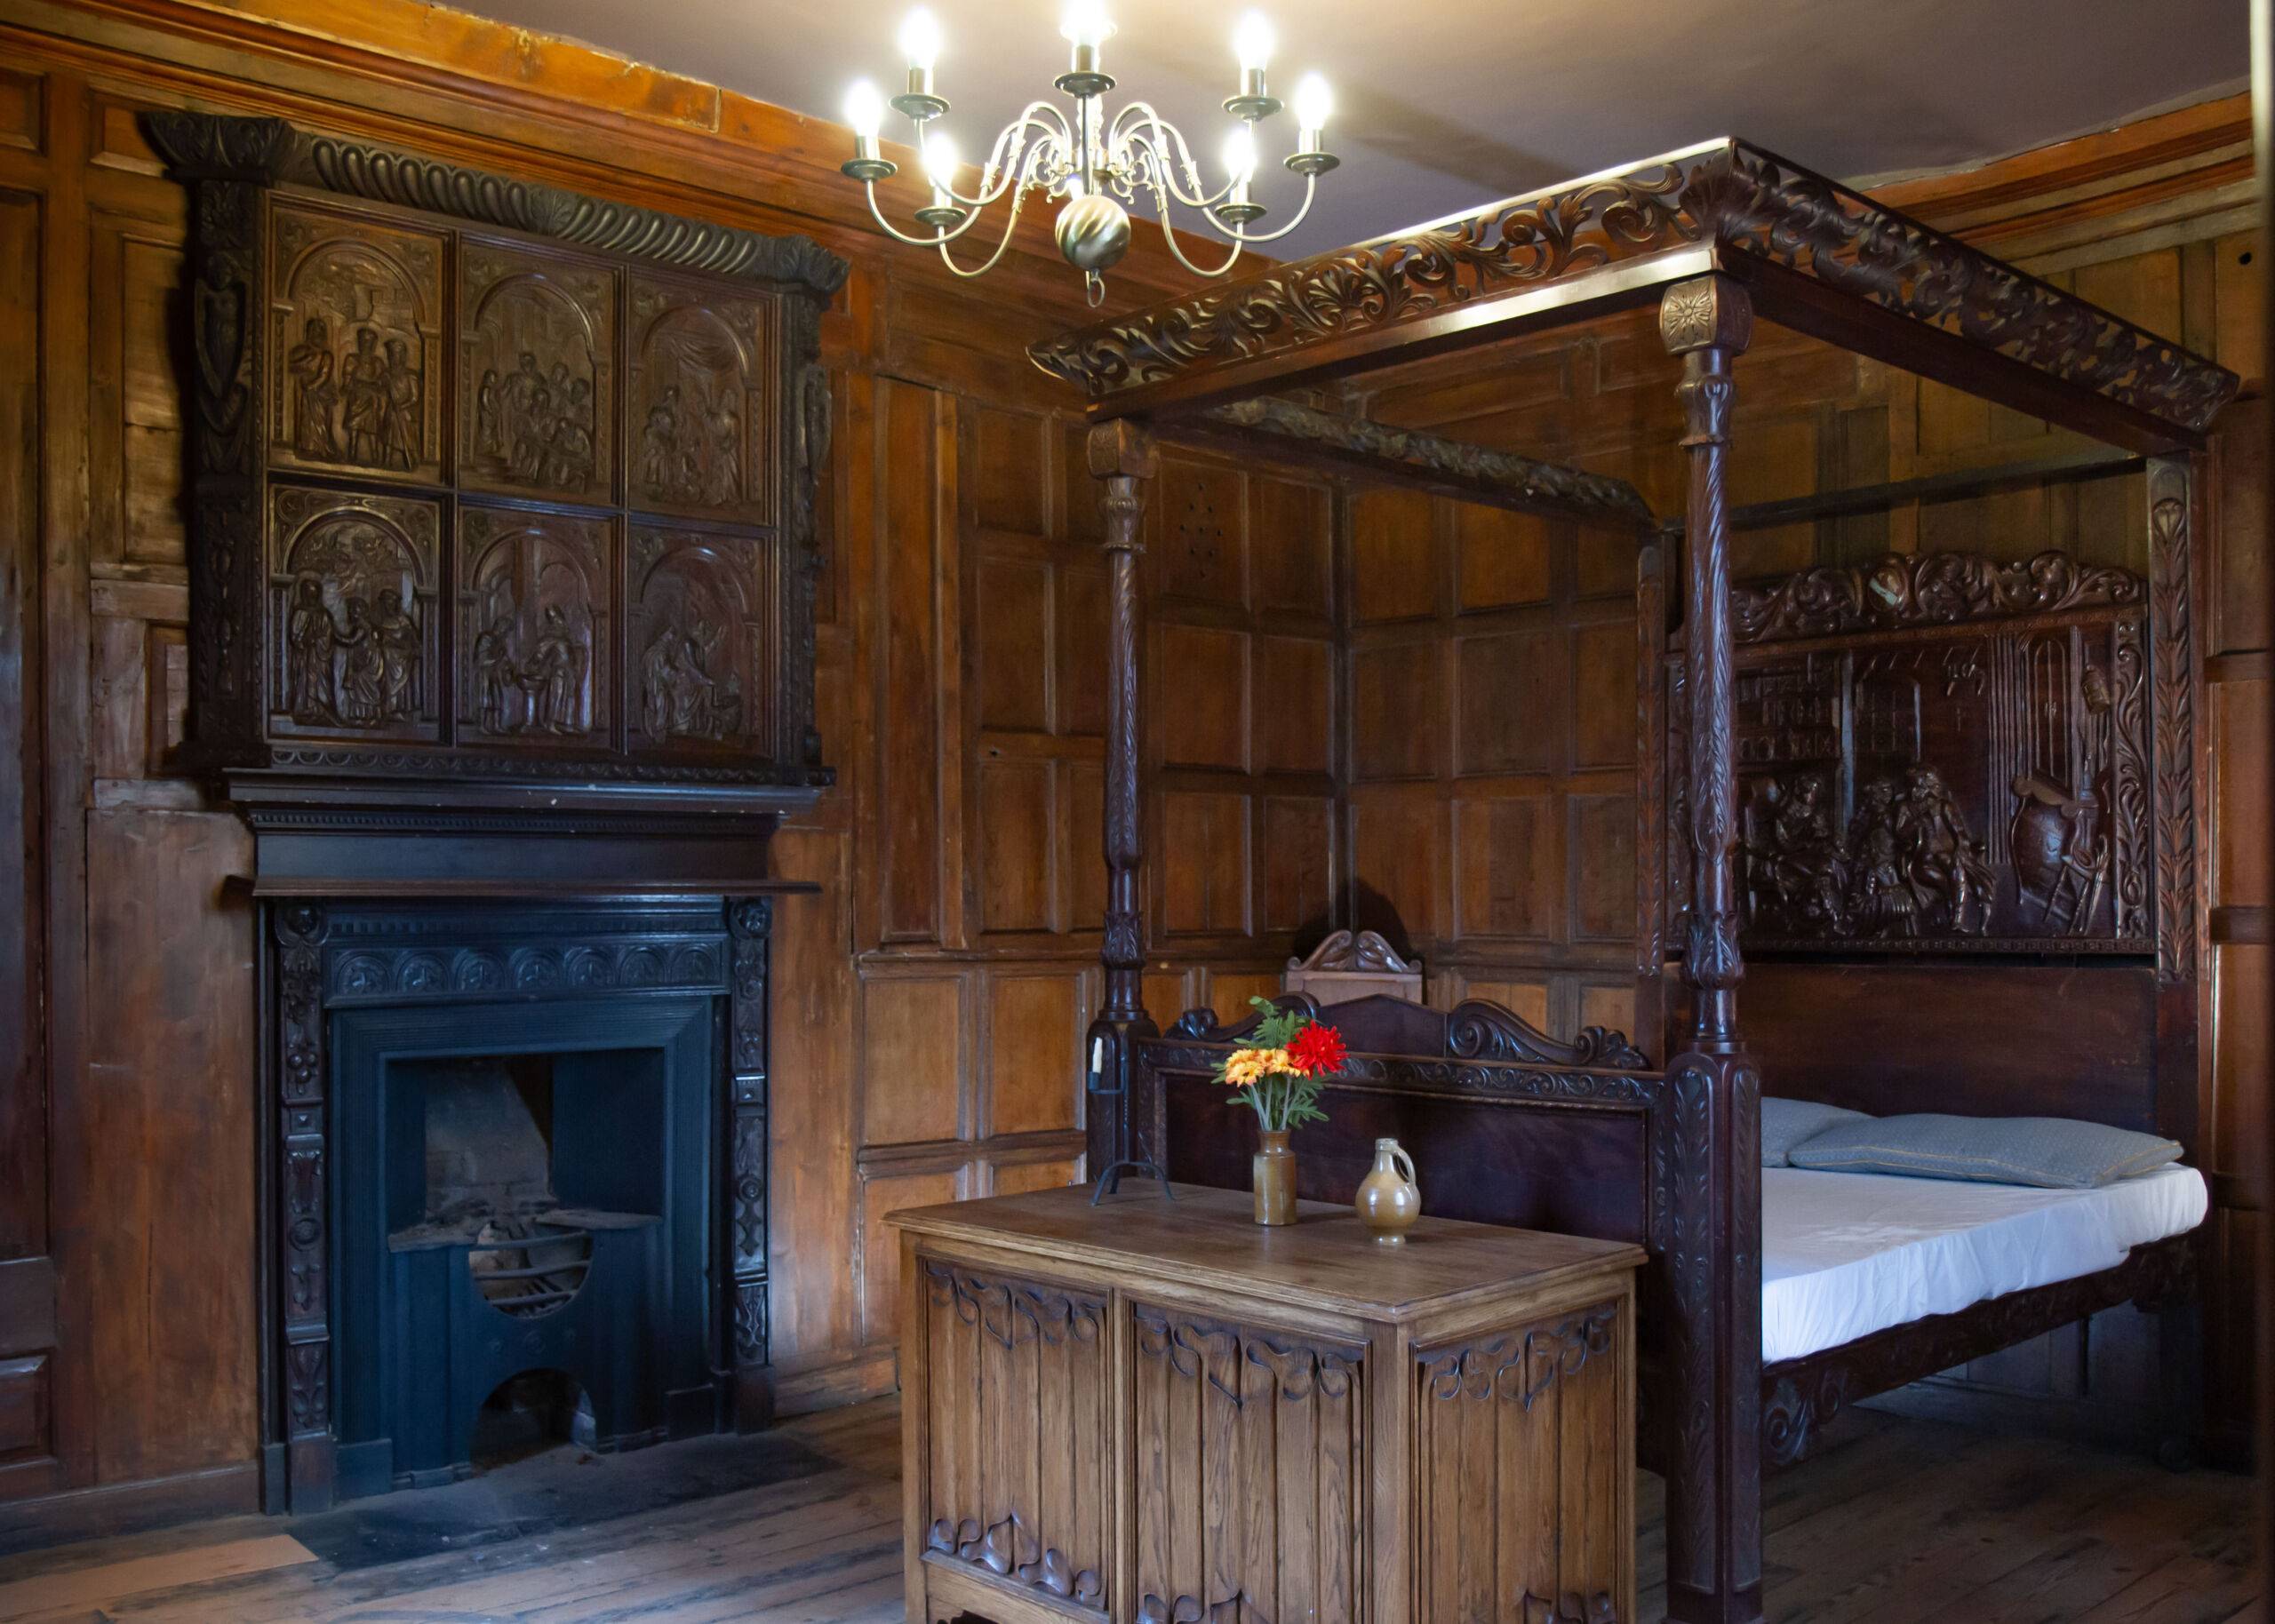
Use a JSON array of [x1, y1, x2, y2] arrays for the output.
[[146, 111, 846, 893]]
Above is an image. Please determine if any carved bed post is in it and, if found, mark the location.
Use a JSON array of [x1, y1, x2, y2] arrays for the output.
[[1659, 274, 1765, 1624], [1084, 420, 1163, 1189]]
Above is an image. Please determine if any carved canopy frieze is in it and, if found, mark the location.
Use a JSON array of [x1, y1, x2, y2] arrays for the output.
[[1029, 139, 2238, 447]]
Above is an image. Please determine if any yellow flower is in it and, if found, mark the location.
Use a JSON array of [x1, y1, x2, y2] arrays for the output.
[[1223, 1048, 1269, 1086], [1261, 1047, 1293, 1076]]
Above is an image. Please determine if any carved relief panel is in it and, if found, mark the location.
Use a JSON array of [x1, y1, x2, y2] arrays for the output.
[[268, 204, 443, 482], [628, 275, 778, 525], [456, 507, 611, 744], [149, 112, 845, 799], [1670, 552, 2153, 954], [267, 484, 441, 742], [459, 243, 616, 502], [630, 526, 775, 752]]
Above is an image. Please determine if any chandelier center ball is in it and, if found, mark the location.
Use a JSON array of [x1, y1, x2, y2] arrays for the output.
[[1055, 192, 1131, 273]]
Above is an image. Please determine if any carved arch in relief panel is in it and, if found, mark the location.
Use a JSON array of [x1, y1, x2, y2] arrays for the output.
[[630, 526, 775, 754], [627, 275, 777, 525], [267, 203, 443, 483], [456, 507, 613, 747], [267, 484, 442, 743], [458, 242, 617, 503]]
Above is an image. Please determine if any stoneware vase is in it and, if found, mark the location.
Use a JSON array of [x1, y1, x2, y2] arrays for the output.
[[1354, 1136, 1421, 1243], [1252, 1128, 1297, 1226]]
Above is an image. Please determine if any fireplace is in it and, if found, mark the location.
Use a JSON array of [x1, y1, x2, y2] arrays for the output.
[[267, 896, 780, 1509], [145, 108, 844, 1517]]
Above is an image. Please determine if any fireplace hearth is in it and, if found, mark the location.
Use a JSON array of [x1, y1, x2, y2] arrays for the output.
[[267, 896, 782, 1509]]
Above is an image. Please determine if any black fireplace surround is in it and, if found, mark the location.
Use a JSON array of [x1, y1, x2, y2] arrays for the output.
[[266, 894, 779, 1510]]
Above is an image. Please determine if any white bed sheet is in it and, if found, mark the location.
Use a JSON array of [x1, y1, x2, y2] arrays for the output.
[[1761, 1163, 2207, 1364]]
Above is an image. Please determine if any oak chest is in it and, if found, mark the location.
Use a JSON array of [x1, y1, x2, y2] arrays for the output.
[[889, 1182, 1643, 1624]]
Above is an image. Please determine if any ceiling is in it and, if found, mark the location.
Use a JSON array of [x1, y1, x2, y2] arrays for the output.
[[477, 0, 2248, 259]]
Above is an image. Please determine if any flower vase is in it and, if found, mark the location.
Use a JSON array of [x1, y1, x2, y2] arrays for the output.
[[1252, 1128, 1296, 1226]]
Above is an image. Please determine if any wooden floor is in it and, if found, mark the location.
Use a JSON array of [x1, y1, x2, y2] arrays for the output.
[[0, 1400, 2256, 1623]]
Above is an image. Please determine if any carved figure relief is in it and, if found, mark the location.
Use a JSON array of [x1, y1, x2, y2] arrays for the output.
[[460, 245, 614, 498], [457, 510, 610, 742], [632, 528, 771, 748], [268, 486, 439, 739], [629, 278, 775, 520], [1711, 556, 2151, 952], [269, 206, 442, 480]]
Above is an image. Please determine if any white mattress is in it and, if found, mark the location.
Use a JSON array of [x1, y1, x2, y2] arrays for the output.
[[1761, 1164, 2207, 1364]]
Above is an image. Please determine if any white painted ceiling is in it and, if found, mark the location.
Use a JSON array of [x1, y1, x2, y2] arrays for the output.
[[480, 0, 2247, 258]]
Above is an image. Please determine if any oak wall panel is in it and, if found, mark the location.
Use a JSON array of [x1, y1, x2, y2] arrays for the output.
[[985, 972, 1086, 1139], [860, 976, 965, 1149]]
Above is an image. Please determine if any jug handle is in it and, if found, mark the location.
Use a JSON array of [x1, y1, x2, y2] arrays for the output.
[[1390, 1141, 1417, 1194]]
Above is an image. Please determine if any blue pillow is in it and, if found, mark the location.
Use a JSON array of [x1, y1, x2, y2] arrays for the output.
[[1786, 1113, 2183, 1190], [1760, 1097, 1872, 1167]]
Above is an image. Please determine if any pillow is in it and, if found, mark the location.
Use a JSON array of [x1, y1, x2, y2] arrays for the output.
[[1787, 1113, 2183, 1190], [1760, 1097, 1872, 1167]]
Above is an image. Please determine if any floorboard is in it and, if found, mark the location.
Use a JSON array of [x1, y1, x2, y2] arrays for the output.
[[0, 1401, 2254, 1623]]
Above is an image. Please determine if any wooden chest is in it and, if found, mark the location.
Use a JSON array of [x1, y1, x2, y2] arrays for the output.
[[889, 1183, 1643, 1624]]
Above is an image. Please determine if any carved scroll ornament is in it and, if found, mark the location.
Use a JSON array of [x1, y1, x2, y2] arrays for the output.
[[1030, 139, 2239, 444], [1731, 549, 2144, 644]]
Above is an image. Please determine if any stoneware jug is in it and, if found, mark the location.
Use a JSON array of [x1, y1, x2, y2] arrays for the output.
[[1354, 1137, 1421, 1243]]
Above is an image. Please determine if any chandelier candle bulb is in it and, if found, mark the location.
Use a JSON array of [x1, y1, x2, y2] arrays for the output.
[[840, 80, 896, 179], [890, 9, 948, 119], [1289, 72, 1338, 172], [1225, 11, 1281, 119]]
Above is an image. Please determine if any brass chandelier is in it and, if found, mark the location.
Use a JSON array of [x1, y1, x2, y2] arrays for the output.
[[839, 4, 1337, 302]]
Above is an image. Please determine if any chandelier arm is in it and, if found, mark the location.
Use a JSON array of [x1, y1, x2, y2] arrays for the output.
[[934, 179, 1035, 280], [1214, 173, 1320, 243], [860, 178, 992, 248], [1146, 189, 1247, 278]]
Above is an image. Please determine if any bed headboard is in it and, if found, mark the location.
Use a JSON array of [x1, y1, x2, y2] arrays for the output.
[[1138, 994, 1665, 1250], [1644, 543, 2201, 1155]]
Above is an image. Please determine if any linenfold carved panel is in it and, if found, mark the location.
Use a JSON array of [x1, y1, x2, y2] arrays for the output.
[[269, 204, 443, 482], [1413, 1302, 1626, 1624], [268, 485, 441, 742], [1128, 1304, 1364, 1624], [459, 242, 615, 501], [1670, 551, 2154, 954], [920, 1262, 1112, 1612]]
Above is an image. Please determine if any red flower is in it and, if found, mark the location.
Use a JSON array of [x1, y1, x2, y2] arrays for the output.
[[1285, 1021, 1347, 1078]]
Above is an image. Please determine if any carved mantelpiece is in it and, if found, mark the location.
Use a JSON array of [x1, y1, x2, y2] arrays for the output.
[[145, 111, 845, 875]]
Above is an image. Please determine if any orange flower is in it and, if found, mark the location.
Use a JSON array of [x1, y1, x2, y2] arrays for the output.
[[1222, 1048, 1271, 1087]]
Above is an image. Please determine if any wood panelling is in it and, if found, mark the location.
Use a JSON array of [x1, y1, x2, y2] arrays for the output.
[[0, 0, 1285, 1516]]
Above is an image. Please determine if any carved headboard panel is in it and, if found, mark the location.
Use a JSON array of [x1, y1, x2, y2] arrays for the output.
[[1666, 550, 2155, 955], [1648, 533, 2203, 1151]]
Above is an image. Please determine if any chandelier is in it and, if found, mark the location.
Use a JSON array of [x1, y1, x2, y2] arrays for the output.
[[839, 3, 1337, 302]]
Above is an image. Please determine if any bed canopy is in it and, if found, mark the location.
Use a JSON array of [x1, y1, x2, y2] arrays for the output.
[[1031, 137, 2238, 1624]]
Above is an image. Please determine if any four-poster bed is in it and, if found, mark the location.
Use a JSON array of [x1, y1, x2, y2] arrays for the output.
[[1034, 138, 2239, 1624]]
